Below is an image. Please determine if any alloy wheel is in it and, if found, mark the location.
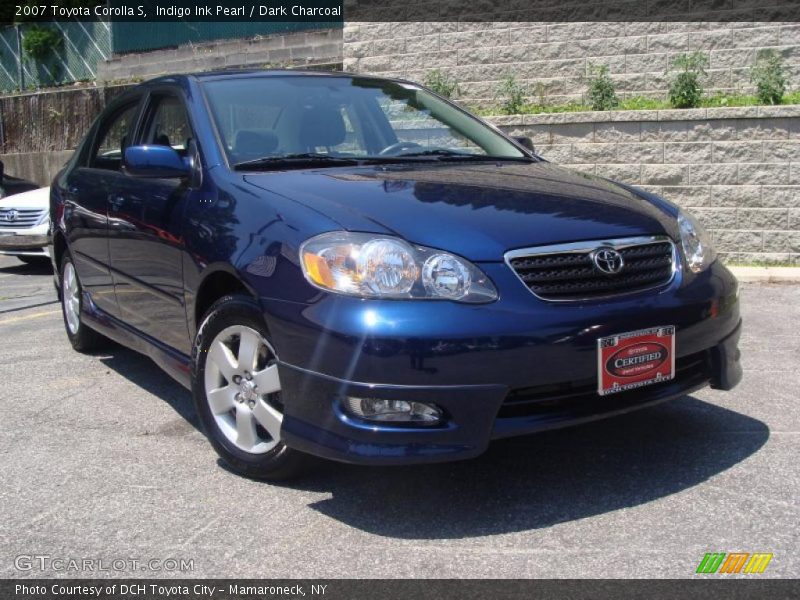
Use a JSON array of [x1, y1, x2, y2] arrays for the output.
[[63, 261, 81, 335], [203, 325, 283, 454]]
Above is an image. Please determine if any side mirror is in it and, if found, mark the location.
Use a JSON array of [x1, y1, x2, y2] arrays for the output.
[[123, 145, 189, 179], [513, 136, 535, 154]]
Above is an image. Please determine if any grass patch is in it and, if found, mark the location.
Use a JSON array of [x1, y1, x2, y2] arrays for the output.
[[726, 261, 799, 268], [473, 90, 800, 117]]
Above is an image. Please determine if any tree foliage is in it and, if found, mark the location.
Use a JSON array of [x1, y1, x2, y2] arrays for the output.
[[424, 69, 460, 99], [496, 74, 526, 115], [22, 26, 62, 62], [751, 49, 787, 105], [587, 64, 619, 111], [667, 52, 709, 109]]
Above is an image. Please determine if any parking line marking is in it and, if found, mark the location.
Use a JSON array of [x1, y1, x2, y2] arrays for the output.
[[0, 309, 60, 325], [0, 299, 59, 315]]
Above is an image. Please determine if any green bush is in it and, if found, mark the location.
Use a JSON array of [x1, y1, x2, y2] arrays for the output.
[[22, 26, 62, 62], [667, 52, 709, 109], [586, 64, 618, 111], [424, 69, 460, 99], [496, 74, 526, 115], [751, 49, 787, 105]]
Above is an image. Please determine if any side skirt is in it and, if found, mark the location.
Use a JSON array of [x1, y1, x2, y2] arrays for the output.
[[79, 290, 193, 390]]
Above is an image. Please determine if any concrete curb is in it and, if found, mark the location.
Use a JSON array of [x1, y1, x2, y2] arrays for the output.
[[728, 266, 800, 283]]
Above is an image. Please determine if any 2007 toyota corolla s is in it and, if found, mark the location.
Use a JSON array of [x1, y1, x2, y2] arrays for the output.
[[50, 70, 742, 479]]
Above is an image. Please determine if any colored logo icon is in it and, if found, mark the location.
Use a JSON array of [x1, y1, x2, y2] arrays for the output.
[[696, 553, 773, 574]]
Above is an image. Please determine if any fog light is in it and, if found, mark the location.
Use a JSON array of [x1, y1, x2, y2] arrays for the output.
[[343, 397, 443, 425]]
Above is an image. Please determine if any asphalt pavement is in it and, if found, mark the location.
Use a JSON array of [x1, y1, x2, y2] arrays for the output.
[[0, 254, 798, 578]]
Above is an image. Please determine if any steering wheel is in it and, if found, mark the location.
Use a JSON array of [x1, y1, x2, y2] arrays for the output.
[[378, 141, 423, 156]]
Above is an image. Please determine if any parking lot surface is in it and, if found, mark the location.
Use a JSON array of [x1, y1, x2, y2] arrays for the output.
[[1, 254, 798, 578]]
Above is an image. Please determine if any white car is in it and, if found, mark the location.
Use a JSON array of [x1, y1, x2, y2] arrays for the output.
[[0, 186, 51, 264]]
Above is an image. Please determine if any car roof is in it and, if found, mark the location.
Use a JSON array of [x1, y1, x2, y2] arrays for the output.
[[141, 69, 416, 87], [110, 69, 402, 111]]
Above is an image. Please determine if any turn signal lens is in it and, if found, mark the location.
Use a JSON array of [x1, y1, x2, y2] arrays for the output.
[[302, 252, 335, 289]]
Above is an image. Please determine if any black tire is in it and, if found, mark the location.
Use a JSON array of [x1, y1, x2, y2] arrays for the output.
[[192, 294, 313, 481], [60, 254, 106, 352]]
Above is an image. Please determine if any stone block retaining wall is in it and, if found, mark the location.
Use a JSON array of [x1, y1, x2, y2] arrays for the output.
[[344, 20, 800, 107], [487, 105, 800, 264]]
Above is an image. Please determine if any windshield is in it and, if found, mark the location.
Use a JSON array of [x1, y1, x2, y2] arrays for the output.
[[201, 75, 528, 168]]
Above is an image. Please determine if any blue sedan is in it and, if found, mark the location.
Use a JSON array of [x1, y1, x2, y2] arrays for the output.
[[50, 71, 741, 479]]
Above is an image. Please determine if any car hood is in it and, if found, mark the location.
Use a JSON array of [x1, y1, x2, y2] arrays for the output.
[[0, 186, 49, 208], [243, 162, 678, 261]]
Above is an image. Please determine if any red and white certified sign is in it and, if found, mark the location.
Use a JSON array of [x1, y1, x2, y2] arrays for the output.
[[597, 326, 675, 396]]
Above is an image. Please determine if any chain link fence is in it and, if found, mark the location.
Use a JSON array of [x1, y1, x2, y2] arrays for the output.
[[1, 21, 337, 93], [0, 21, 111, 93]]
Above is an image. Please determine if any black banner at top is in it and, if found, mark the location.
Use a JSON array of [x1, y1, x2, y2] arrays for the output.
[[6, 0, 342, 23], [3, 0, 800, 23]]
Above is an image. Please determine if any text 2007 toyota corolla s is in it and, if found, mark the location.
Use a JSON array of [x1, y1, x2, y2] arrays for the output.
[[50, 71, 741, 479]]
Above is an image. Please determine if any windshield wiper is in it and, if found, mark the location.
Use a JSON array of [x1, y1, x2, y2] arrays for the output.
[[233, 153, 360, 170], [233, 150, 535, 170], [385, 149, 533, 162]]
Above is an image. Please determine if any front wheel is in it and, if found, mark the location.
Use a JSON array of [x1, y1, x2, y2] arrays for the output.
[[192, 295, 312, 480]]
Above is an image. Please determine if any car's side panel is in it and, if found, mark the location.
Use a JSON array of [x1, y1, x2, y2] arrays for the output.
[[60, 96, 145, 318], [180, 169, 345, 339], [63, 166, 120, 317], [106, 178, 192, 354], [106, 88, 204, 355]]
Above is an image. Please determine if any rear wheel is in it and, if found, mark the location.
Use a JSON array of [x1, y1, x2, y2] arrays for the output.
[[60, 254, 106, 352], [192, 294, 312, 480]]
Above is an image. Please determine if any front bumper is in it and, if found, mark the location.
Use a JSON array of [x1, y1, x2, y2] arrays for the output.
[[0, 228, 49, 256], [263, 260, 742, 465]]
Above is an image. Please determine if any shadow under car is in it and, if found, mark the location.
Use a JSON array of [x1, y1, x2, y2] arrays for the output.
[[100, 347, 767, 539]]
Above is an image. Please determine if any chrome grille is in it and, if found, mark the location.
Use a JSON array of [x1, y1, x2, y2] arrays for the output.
[[0, 208, 46, 229], [505, 236, 676, 301]]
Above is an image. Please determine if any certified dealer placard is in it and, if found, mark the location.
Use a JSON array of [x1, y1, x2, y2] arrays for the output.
[[598, 326, 675, 396]]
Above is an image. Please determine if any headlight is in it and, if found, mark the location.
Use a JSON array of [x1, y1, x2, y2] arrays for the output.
[[300, 232, 497, 302], [678, 210, 716, 273]]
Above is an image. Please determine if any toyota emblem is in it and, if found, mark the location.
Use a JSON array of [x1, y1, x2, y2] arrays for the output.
[[592, 248, 625, 275], [4, 209, 18, 222]]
